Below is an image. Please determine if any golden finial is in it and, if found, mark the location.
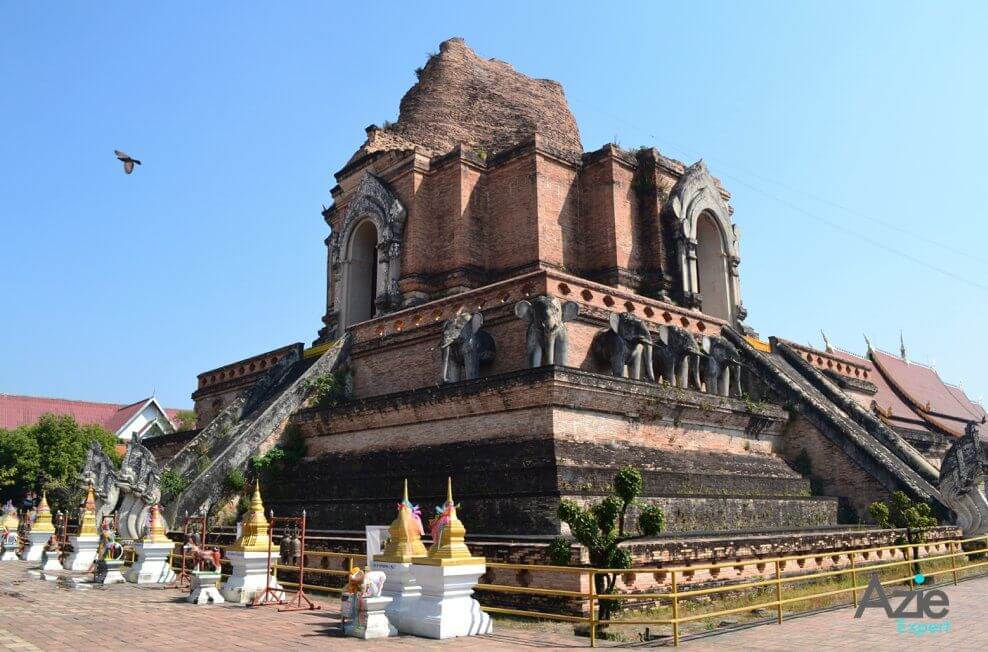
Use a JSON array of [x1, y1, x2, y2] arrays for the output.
[[231, 480, 270, 552], [414, 477, 484, 566], [32, 492, 55, 534], [146, 503, 169, 543], [78, 482, 98, 537], [377, 479, 428, 563]]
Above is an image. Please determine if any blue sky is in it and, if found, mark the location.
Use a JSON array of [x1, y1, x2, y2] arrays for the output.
[[2, 2, 986, 409]]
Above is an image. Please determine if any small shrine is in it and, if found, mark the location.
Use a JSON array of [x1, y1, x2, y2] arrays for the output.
[[405, 478, 492, 639], [125, 503, 176, 584], [0, 501, 20, 561], [373, 480, 429, 633], [23, 492, 55, 562], [221, 481, 283, 604], [65, 484, 100, 571]]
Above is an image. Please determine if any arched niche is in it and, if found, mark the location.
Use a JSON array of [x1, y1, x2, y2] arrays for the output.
[[324, 172, 407, 334], [344, 219, 379, 326], [667, 160, 745, 324], [695, 212, 731, 322]]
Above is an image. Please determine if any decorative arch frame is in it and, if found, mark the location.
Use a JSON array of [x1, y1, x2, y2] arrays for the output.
[[327, 172, 407, 330], [667, 160, 745, 323]]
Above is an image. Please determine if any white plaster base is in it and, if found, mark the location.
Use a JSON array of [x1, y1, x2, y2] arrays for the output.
[[344, 596, 396, 639], [23, 531, 55, 562], [41, 550, 63, 572], [376, 561, 422, 633], [220, 550, 283, 604], [405, 562, 492, 639], [189, 571, 225, 604], [99, 559, 127, 585], [64, 535, 99, 571], [0, 534, 19, 561], [0, 549, 18, 561], [125, 541, 176, 584]]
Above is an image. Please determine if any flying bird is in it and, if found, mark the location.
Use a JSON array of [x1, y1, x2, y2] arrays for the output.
[[114, 150, 142, 174]]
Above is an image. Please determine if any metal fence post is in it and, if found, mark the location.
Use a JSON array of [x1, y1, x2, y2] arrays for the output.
[[774, 560, 783, 624], [950, 540, 958, 585], [671, 569, 680, 647], [850, 553, 857, 607], [588, 570, 597, 648]]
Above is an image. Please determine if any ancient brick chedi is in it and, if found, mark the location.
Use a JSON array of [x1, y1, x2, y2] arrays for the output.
[[171, 38, 982, 538]]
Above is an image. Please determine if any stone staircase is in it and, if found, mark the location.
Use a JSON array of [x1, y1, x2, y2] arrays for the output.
[[724, 327, 946, 515], [163, 335, 352, 524]]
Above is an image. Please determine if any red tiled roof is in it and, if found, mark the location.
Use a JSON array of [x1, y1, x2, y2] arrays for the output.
[[870, 349, 987, 437], [103, 400, 151, 434], [826, 348, 930, 432], [0, 394, 185, 433]]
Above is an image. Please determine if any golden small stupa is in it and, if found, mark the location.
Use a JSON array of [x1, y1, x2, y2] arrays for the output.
[[78, 482, 98, 537], [31, 492, 55, 534], [0, 502, 18, 532], [145, 503, 169, 544], [376, 479, 428, 564], [414, 477, 484, 566], [230, 481, 271, 552]]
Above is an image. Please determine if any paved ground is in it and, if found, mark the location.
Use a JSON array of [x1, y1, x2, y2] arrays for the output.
[[0, 561, 984, 650]]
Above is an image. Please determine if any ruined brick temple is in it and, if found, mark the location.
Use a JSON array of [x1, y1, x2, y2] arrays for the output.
[[163, 38, 985, 538]]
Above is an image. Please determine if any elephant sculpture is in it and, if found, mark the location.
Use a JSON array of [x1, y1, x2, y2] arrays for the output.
[[654, 324, 702, 389], [515, 295, 580, 367], [591, 313, 655, 381], [701, 334, 742, 397], [440, 311, 496, 383]]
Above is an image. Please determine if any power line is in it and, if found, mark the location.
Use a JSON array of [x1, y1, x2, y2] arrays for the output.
[[567, 94, 987, 269]]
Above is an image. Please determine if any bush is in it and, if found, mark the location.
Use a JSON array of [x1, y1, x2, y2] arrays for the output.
[[303, 369, 351, 409], [867, 491, 937, 531], [251, 447, 285, 472], [175, 410, 197, 431], [638, 504, 665, 536], [224, 468, 246, 493], [548, 538, 573, 566], [160, 469, 190, 498]]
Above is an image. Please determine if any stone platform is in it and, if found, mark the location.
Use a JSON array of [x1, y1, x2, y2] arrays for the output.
[[268, 365, 837, 534]]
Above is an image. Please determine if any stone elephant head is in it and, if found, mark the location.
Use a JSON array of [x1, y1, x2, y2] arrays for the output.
[[700, 334, 742, 397], [654, 324, 702, 389], [591, 312, 655, 381], [515, 295, 579, 367], [440, 311, 496, 383]]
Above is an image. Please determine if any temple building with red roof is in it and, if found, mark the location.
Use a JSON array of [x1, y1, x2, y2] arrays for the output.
[[779, 335, 986, 464], [0, 394, 185, 442]]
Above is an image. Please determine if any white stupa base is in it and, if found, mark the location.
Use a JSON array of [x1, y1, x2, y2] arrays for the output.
[[376, 561, 422, 632], [404, 562, 492, 639], [23, 531, 55, 562], [99, 559, 127, 585], [0, 549, 18, 561], [41, 550, 64, 572], [64, 536, 99, 571], [220, 550, 283, 604], [125, 541, 176, 584], [189, 571, 225, 604], [344, 596, 397, 639]]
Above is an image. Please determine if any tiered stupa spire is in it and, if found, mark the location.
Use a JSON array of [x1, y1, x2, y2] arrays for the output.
[[145, 503, 169, 543], [32, 492, 55, 534], [377, 479, 428, 563], [415, 477, 484, 566], [231, 481, 271, 552], [78, 482, 98, 537]]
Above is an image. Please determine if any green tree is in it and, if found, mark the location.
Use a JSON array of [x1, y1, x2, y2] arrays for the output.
[[552, 467, 665, 633], [0, 426, 41, 497], [175, 410, 197, 431], [0, 414, 119, 511], [868, 490, 938, 576], [303, 369, 351, 409]]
